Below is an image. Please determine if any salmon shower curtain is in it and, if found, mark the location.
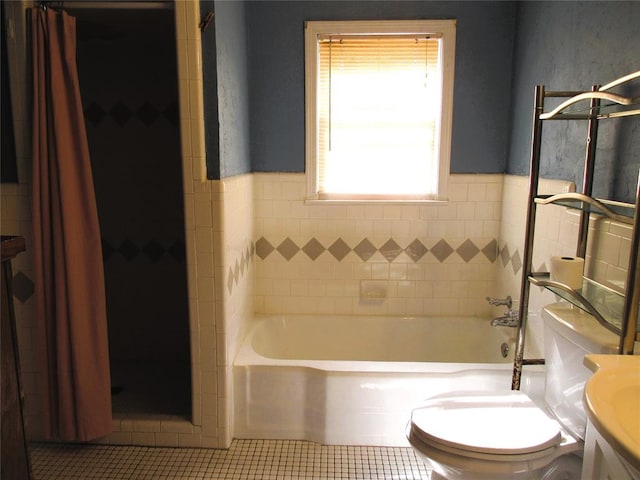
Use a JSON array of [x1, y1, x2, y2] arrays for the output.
[[31, 6, 111, 441]]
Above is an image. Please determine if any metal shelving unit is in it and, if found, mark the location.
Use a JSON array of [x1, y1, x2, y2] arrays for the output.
[[512, 71, 640, 391]]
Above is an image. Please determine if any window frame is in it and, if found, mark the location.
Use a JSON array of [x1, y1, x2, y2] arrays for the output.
[[304, 19, 456, 204]]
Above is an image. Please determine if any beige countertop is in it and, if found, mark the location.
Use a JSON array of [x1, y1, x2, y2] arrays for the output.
[[583, 354, 640, 472]]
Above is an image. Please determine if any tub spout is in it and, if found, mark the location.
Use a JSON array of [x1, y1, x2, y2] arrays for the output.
[[487, 295, 519, 327], [491, 310, 519, 327]]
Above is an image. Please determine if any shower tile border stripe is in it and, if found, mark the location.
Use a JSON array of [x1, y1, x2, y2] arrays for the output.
[[9, 240, 524, 304], [101, 238, 187, 263], [226, 242, 256, 296], [83, 99, 180, 128], [255, 236, 501, 264]]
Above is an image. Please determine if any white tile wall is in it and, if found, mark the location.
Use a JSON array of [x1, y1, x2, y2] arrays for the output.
[[213, 174, 254, 447], [254, 173, 503, 318], [498, 175, 575, 358], [174, 0, 216, 448], [586, 216, 633, 292], [497, 175, 632, 358]]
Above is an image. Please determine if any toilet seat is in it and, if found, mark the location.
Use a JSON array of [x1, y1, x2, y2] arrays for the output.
[[410, 391, 563, 459]]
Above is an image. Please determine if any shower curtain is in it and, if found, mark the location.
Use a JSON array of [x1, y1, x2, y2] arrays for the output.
[[31, 6, 111, 442]]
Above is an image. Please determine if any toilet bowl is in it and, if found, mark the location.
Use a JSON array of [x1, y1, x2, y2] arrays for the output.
[[407, 303, 619, 480], [408, 390, 582, 479]]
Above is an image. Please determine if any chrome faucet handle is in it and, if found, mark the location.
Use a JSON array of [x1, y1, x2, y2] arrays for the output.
[[486, 295, 512, 309]]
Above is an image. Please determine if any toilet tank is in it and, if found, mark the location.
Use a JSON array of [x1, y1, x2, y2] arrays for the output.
[[542, 302, 619, 440]]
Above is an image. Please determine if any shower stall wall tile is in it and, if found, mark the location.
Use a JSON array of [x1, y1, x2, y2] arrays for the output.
[[178, 433, 202, 448], [108, 431, 132, 445], [152, 432, 179, 448], [160, 419, 194, 434], [132, 419, 161, 433], [119, 419, 133, 432], [131, 432, 156, 446]]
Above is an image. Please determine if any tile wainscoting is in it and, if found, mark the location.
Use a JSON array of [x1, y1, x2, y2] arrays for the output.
[[253, 173, 504, 318]]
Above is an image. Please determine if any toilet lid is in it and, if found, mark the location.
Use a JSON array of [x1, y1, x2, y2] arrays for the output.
[[410, 391, 562, 455]]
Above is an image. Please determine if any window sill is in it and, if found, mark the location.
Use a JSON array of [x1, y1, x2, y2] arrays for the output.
[[304, 197, 449, 206]]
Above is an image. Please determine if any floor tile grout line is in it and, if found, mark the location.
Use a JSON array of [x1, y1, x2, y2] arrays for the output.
[[31, 439, 431, 480]]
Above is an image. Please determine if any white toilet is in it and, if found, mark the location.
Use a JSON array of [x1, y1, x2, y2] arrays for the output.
[[408, 303, 619, 480]]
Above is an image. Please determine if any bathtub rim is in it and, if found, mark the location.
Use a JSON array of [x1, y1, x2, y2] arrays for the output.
[[235, 313, 530, 374]]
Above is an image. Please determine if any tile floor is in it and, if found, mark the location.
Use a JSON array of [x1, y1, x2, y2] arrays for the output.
[[31, 439, 431, 479]]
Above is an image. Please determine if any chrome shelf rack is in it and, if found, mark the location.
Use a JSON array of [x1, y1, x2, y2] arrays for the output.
[[512, 71, 640, 390]]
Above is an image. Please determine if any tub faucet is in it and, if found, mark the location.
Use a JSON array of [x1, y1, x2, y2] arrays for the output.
[[486, 296, 519, 327]]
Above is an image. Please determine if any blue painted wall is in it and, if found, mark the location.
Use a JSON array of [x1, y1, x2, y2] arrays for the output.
[[246, 1, 516, 174], [200, 0, 220, 179], [507, 1, 640, 202], [203, 0, 639, 199], [201, 0, 251, 179]]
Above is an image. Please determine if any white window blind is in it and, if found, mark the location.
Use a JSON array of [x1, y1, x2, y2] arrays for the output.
[[305, 20, 456, 203]]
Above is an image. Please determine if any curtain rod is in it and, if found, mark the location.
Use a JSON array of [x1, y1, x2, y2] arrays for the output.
[[56, 2, 173, 10]]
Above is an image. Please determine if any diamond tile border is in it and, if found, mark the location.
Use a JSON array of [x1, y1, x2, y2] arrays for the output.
[[10, 236, 189, 304], [500, 244, 511, 267], [227, 242, 255, 296], [12, 271, 34, 304], [481, 239, 498, 263], [379, 239, 402, 262], [276, 237, 300, 261], [499, 241, 523, 275], [255, 237, 274, 260], [302, 238, 325, 260], [11, 239, 521, 303], [404, 239, 428, 262], [354, 239, 377, 262], [84, 99, 180, 128], [456, 239, 480, 263], [101, 238, 186, 263], [328, 238, 351, 261], [256, 236, 500, 264], [430, 239, 454, 262]]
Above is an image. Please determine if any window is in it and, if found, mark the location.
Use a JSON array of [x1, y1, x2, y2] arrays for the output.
[[305, 20, 456, 202]]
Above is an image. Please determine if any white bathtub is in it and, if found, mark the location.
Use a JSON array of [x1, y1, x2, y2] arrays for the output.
[[233, 314, 545, 446]]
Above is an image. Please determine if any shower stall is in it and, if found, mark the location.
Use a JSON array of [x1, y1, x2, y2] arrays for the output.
[[70, 1, 191, 418]]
